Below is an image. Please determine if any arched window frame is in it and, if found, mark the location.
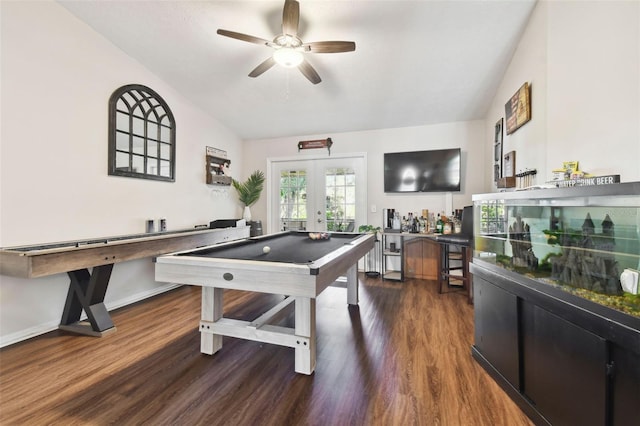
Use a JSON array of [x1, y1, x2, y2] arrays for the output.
[[108, 84, 176, 182]]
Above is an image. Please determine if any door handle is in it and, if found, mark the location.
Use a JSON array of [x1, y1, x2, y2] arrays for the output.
[[317, 218, 323, 223]]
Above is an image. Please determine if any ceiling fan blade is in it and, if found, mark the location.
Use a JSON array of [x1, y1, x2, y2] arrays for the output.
[[282, 0, 300, 36], [249, 57, 276, 78], [217, 29, 271, 46], [303, 41, 356, 53], [298, 59, 321, 85]]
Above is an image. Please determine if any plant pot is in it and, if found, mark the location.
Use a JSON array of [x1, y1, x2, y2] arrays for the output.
[[243, 206, 252, 222]]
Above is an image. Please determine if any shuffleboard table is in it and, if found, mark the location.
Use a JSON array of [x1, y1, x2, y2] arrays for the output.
[[154, 230, 375, 375], [0, 226, 249, 336]]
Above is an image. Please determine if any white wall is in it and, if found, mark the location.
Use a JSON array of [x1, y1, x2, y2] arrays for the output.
[[243, 121, 486, 233], [0, 2, 243, 345], [484, 0, 640, 189], [546, 0, 640, 178]]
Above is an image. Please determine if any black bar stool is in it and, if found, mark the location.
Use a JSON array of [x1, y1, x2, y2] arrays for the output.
[[435, 206, 473, 303]]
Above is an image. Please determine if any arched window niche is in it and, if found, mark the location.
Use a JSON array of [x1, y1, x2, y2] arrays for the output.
[[108, 84, 176, 182]]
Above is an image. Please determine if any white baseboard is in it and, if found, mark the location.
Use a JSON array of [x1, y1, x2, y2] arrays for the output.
[[0, 283, 181, 348]]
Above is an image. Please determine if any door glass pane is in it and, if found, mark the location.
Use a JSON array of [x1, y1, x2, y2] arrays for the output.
[[325, 167, 356, 232], [279, 170, 307, 231]]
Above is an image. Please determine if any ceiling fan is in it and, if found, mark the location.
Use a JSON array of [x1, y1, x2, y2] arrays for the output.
[[217, 0, 356, 84]]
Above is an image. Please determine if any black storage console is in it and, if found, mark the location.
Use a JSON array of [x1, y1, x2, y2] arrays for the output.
[[471, 182, 640, 425]]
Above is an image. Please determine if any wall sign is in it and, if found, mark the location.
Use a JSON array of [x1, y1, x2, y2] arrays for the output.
[[298, 138, 333, 155]]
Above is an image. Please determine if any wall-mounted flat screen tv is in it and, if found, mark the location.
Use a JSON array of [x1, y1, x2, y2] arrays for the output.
[[384, 148, 461, 193]]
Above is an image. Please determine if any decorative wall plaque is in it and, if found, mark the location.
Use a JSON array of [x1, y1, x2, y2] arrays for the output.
[[505, 82, 531, 135], [298, 138, 333, 155]]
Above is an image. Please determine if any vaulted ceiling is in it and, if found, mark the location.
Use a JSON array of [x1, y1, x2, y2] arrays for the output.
[[59, 0, 536, 140]]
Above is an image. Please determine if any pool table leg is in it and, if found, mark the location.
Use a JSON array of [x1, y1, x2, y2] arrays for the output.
[[346, 264, 359, 305], [294, 297, 316, 375], [200, 286, 223, 355]]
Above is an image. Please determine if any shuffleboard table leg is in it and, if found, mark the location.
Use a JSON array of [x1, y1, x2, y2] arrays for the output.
[[346, 264, 359, 305], [200, 286, 223, 355], [58, 264, 115, 336]]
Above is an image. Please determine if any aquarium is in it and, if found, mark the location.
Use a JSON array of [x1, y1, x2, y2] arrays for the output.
[[473, 182, 640, 318]]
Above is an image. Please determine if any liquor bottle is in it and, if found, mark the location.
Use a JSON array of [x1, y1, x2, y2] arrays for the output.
[[392, 212, 401, 230], [453, 211, 462, 233], [443, 217, 452, 234], [436, 213, 443, 233], [429, 213, 436, 233]]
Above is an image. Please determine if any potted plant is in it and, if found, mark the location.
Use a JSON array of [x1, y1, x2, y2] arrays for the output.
[[232, 170, 265, 222], [358, 225, 381, 234], [358, 225, 381, 277]]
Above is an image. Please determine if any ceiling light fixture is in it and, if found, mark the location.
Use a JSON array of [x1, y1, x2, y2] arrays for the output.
[[273, 47, 304, 68], [217, 0, 356, 84]]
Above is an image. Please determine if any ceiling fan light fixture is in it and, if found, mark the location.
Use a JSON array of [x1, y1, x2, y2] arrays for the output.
[[217, 0, 354, 84], [273, 47, 304, 68]]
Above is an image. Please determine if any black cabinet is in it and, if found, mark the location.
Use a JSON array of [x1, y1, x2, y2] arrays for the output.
[[471, 262, 640, 425], [522, 302, 607, 426], [611, 343, 640, 425], [473, 277, 519, 390]]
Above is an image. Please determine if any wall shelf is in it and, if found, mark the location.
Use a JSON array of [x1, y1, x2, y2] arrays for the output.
[[206, 155, 231, 185], [381, 233, 404, 281]]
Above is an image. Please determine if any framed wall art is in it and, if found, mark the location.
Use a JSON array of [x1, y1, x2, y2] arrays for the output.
[[503, 151, 516, 178], [498, 150, 516, 188], [494, 118, 503, 183], [505, 82, 531, 135]]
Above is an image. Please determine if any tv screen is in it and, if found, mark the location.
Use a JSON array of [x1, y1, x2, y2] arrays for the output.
[[384, 148, 461, 193]]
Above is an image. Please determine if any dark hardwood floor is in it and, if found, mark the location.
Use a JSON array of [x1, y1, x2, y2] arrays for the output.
[[0, 275, 533, 425]]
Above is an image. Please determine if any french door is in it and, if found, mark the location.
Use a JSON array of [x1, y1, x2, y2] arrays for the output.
[[267, 154, 367, 234]]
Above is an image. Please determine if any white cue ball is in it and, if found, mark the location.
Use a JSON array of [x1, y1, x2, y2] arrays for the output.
[[263, 246, 271, 254]]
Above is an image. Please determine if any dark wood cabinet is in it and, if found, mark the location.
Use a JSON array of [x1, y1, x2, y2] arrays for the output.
[[471, 262, 640, 425]]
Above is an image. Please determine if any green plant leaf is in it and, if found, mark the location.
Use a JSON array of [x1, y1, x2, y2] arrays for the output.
[[232, 170, 265, 207]]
